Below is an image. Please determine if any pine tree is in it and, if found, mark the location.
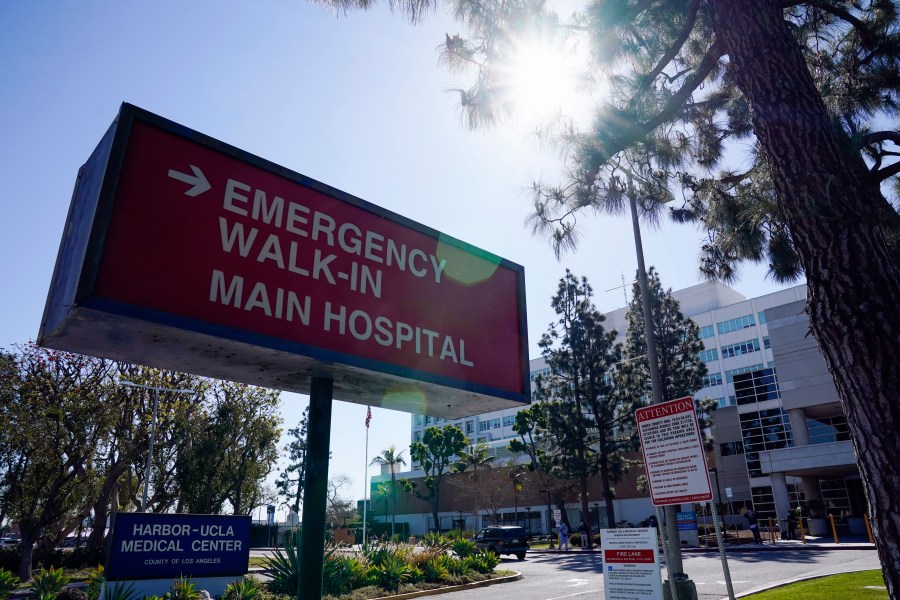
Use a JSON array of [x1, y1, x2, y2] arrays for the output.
[[535, 271, 629, 537], [276, 406, 310, 517], [618, 267, 715, 437], [312, 1, 900, 592]]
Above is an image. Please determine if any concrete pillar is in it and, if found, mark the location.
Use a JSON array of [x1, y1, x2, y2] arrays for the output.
[[769, 472, 791, 525], [789, 408, 810, 446], [801, 476, 822, 502]]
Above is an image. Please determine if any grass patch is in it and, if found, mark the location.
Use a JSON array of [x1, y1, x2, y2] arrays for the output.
[[744, 570, 886, 599]]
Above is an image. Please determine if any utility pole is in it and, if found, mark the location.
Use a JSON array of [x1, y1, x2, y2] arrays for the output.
[[119, 380, 197, 512], [627, 173, 697, 600]]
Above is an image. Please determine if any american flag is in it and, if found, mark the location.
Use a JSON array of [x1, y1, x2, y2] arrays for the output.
[[365, 406, 372, 428]]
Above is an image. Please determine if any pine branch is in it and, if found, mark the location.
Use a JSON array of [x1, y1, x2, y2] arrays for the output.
[[873, 160, 900, 182], [809, 1, 877, 46], [638, 0, 702, 93], [600, 41, 723, 162], [861, 130, 900, 146]]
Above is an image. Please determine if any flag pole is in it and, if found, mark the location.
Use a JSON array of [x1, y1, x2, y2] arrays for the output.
[[362, 406, 371, 549]]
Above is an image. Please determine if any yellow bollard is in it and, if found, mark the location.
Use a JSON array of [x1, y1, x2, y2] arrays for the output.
[[828, 514, 839, 544], [799, 515, 806, 544], [864, 514, 874, 544], [768, 517, 776, 544]]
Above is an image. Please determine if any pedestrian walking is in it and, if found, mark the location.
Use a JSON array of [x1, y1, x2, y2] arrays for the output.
[[787, 510, 798, 540], [558, 522, 570, 551], [578, 520, 590, 549], [745, 509, 763, 544]]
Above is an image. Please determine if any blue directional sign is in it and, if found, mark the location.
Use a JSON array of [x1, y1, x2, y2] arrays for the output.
[[106, 513, 250, 580]]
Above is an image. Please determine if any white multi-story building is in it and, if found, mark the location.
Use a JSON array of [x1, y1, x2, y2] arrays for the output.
[[392, 280, 861, 536]]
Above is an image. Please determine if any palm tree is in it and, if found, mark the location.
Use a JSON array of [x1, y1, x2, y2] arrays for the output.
[[457, 442, 494, 480], [370, 445, 407, 540]]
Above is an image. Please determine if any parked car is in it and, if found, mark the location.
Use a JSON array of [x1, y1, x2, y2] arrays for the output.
[[473, 525, 529, 560], [0, 538, 19, 548]]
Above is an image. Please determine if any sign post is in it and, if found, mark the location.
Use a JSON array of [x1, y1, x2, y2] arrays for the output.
[[600, 528, 663, 600], [636, 397, 734, 600], [40, 104, 531, 600], [40, 103, 529, 418], [104, 513, 250, 598]]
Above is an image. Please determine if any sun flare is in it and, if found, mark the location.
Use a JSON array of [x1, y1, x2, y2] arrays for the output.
[[505, 38, 590, 125]]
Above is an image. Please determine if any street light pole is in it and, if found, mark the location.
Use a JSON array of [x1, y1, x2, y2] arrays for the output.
[[627, 173, 695, 600], [540, 489, 555, 548], [120, 381, 197, 512]]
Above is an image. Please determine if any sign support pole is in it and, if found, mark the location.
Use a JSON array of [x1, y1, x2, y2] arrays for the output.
[[628, 174, 693, 600], [710, 501, 736, 600], [298, 377, 334, 600]]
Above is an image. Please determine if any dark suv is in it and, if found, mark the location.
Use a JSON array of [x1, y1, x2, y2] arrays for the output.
[[473, 525, 529, 560]]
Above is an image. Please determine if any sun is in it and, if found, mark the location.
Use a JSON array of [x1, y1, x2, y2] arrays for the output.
[[504, 37, 591, 126]]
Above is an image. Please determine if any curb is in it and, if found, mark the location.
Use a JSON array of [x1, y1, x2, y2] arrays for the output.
[[371, 571, 523, 600]]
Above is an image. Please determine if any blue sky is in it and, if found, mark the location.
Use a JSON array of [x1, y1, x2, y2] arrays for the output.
[[0, 1, 798, 510]]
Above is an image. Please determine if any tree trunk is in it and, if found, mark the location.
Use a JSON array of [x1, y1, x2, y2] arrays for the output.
[[600, 461, 616, 528], [16, 525, 37, 581], [711, 3, 900, 598], [579, 474, 591, 548]]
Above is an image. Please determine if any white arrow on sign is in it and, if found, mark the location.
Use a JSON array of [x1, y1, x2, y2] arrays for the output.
[[167, 165, 211, 197]]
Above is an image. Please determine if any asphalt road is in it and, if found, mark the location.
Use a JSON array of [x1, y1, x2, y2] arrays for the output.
[[436, 548, 882, 600]]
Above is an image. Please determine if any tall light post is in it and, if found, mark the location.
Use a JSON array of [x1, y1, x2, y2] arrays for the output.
[[120, 380, 197, 512], [626, 172, 695, 600], [540, 489, 555, 548]]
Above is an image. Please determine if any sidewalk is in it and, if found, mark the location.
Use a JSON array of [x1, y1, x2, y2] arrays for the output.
[[529, 533, 875, 553]]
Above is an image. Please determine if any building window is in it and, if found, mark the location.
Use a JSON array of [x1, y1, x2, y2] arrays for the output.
[[721, 338, 761, 358], [751, 486, 777, 519], [698, 348, 719, 363], [425, 416, 433, 425], [758, 311, 767, 324], [415, 415, 424, 427], [414, 431, 422, 442], [715, 397, 730, 409], [466, 420, 474, 435], [740, 407, 794, 477], [733, 368, 780, 404], [807, 415, 851, 444], [820, 479, 853, 520], [702, 372, 724, 387], [700, 324, 715, 339], [502, 415, 515, 427], [720, 441, 744, 456], [763, 336, 771, 349], [726, 363, 765, 383], [717, 314, 756, 335]]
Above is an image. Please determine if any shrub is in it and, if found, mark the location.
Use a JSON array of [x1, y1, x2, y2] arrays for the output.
[[85, 566, 104, 600], [362, 547, 398, 569], [421, 557, 449, 583], [469, 552, 500, 574], [260, 534, 302, 594], [323, 556, 367, 596], [222, 577, 258, 600], [445, 557, 473, 577], [102, 582, 136, 600], [30, 567, 70, 600], [420, 532, 450, 552], [366, 555, 408, 592], [569, 534, 581, 547], [406, 566, 425, 584], [0, 568, 21, 600], [167, 577, 202, 600], [56, 589, 87, 600], [450, 538, 477, 559]]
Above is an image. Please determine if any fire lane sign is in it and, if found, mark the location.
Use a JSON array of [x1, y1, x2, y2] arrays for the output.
[[39, 104, 529, 417], [636, 396, 713, 506]]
